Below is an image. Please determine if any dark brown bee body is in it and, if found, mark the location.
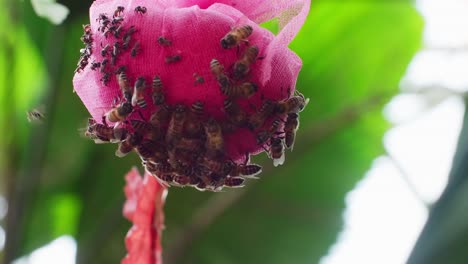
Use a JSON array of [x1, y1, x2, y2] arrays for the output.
[[233, 45, 259, 79], [101, 72, 110, 85], [184, 101, 204, 137], [275, 92, 309, 115], [117, 72, 132, 101], [101, 44, 110, 56], [166, 104, 187, 145], [131, 42, 140, 57], [115, 133, 142, 157], [131, 76, 147, 108], [220, 25, 253, 49], [256, 118, 281, 144], [210, 59, 230, 87], [269, 137, 285, 167], [224, 177, 245, 188], [229, 163, 262, 178], [135, 139, 157, 159], [100, 58, 109, 73], [248, 99, 276, 130], [165, 54, 181, 64], [106, 102, 133, 122], [158, 36, 172, 46], [221, 82, 258, 98], [151, 76, 165, 105], [150, 104, 172, 128], [114, 6, 124, 17], [224, 99, 247, 127], [284, 113, 299, 149], [134, 6, 147, 14], [90, 61, 101, 71], [204, 118, 224, 158]]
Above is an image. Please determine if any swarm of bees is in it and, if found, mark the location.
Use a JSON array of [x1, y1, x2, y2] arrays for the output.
[[77, 6, 308, 191]]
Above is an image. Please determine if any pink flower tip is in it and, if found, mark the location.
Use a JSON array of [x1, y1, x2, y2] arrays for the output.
[[75, 0, 310, 191]]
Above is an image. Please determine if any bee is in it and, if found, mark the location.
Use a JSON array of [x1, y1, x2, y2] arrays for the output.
[[193, 73, 204, 85], [220, 25, 253, 49], [151, 75, 165, 106], [165, 54, 181, 64], [134, 6, 147, 14], [115, 65, 126, 74], [122, 26, 136, 50], [210, 59, 229, 87], [224, 177, 245, 188], [115, 133, 142, 157], [284, 113, 299, 150], [117, 71, 132, 101], [173, 175, 191, 186], [223, 99, 247, 127], [130, 119, 153, 136], [248, 99, 276, 130], [184, 101, 204, 137], [104, 25, 117, 38], [233, 45, 259, 79], [100, 72, 110, 85], [114, 6, 124, 17], [83, 24, 92, 34], [256, 118, 281, 145], [274, 91, 309, 115], [90, 61, 101, 71], [204, 118, 224, 158], [114, 25, 123, 38], [101, 44, 110, 56], [130, 41, 140, 57], [157, 36, 172, 46], [85, 119, 128, 143], [166, 104, 187, 145], [111, 16, 124, 25], [150, 104, 172, 128], [230, 163, 262, 178], [125, 26, 137, 37], [269, 137, 285, 167], [221, 82, 258, 98], [27, 108, 45, 123], [176, 137, 203, 152], [134, 139, 158, 160], [111, 42, 121, 65], [131, 76, 147, 108], [100, 58, 109, 73], [105, 102, 133, 122]]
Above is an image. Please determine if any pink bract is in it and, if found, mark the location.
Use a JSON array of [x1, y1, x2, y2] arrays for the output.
[[123, 167, 166, 264], [73, 0, 310, 161]]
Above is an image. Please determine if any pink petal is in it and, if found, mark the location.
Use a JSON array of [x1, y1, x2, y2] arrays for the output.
[[122, 168, 166, 264], [73, 1, 306, 161]]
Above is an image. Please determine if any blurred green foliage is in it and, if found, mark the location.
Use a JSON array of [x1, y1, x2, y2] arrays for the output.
[[0, 1, 424, 264]]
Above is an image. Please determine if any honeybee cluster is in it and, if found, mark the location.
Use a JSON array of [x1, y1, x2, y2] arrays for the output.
[[79, 6, 308, 191]]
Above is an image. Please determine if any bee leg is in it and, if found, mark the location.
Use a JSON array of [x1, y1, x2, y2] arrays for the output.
[[137, 110, 145, 120], [244, 153, 250, 165], [102, 116, 108, 127]]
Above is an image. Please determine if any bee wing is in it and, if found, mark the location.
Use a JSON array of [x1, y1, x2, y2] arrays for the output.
[[273, 152, 285, 167]]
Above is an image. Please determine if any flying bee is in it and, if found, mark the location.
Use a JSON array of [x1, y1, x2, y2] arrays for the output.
[[131, 76, 147, 108], [115, 133, 142, 157], [151, 75, 165, 105], [105, 102, 133, 122], [117, 71, 132, 101], [130, 41, 140, 57], [233, 45, 259, 79], [27, 108, 45, 124], [284, 113, 299, 150], [223, 99, 247, 127], [165, 54, 181, 64], [184, 101, 204, 137], [166, 104, 187, 145], [256, 118, 281, 145], [204, 118, 224, 158], [274, 91, 309, 115], [221, 82, 258, 99], [90, 61, 101, 71], [220, 25, 253, 49], [114, 6, 124, 17], [210, 59, 229, 87], [269, 137, 285, 167], [101, 43, 110, 56], [157, 36, 172, 46], [248, 99, 276, 130], [224, 177, 245, 188], [134, 6, 147, 14]]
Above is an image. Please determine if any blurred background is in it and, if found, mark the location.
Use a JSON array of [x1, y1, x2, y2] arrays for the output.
[[1, 0, 468, 263]]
